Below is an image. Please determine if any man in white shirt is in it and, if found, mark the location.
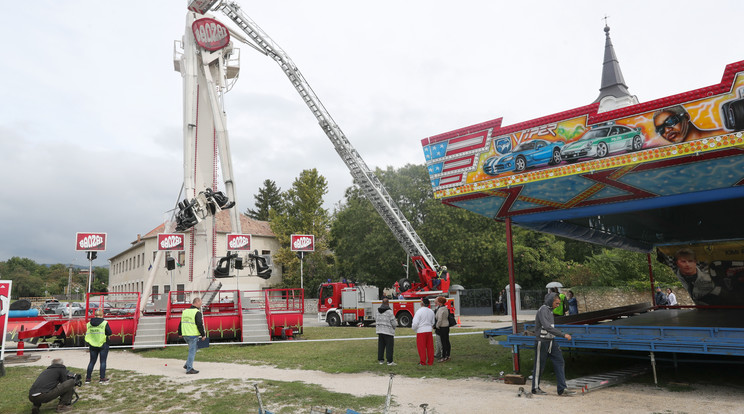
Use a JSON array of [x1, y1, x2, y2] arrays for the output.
[[411, 297, 436, 365]]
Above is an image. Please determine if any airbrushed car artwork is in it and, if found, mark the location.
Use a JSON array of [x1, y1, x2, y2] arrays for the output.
[[483, 139, 564, 175], [560, 123, 644, 162]]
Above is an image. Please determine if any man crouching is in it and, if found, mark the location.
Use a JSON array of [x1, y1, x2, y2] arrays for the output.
[[28, 358, 78, 413]]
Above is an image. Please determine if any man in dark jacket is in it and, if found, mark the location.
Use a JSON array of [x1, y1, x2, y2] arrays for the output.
[[531, 293, 575, 396], [85, 308, 113, 384], [178, 297, 206, 374], [28, 358, 76, 413], [655, 287, 669, 306]]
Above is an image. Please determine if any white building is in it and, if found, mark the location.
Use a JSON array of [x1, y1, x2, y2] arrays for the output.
[[108, 210, 282, 301]]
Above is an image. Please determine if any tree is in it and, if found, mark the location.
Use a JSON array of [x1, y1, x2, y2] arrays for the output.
[[269, 169, 333, 295], [245, 179, 283, 221], [331, 164, 572, 295], [565, 248, 678, 290]]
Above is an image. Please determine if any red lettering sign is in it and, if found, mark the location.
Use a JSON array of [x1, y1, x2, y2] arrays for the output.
[[157, 233, 186, 251], [192, 18, 230, 51], [75, 232, 107, 251], [227, 234, 252, 251], [290, 234, 315, 252], [0, 280, 11, 357]]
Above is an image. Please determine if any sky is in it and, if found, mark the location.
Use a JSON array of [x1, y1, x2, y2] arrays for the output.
[[1, 0, 742, 266]]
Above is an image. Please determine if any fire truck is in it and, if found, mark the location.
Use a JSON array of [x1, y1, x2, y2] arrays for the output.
[[317, 280, 455, 327]]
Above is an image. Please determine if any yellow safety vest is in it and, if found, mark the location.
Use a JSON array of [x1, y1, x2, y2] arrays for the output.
[[85, 320, 108, 347], [181, 308, 201, 336]]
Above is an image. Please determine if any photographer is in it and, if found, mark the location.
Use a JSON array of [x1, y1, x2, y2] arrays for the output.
[[28, 358, 79, 413]]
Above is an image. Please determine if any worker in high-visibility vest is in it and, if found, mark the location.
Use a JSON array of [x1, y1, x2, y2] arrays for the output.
[[85, 308, 112, 384], [178, 297, 206, 374]]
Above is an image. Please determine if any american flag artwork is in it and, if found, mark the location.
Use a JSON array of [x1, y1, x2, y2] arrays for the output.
[[423, 130, 490, 188]]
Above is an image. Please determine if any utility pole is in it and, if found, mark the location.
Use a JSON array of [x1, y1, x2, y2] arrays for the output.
[[67, 265, 73, 301]]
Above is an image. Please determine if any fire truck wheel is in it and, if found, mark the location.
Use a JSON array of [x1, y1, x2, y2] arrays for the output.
[[327, 313, 341, 327], [396, 311, 412, 328], [398, 278, 412, 292]]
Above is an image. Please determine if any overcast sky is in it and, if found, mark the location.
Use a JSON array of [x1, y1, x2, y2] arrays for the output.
[[1, 1, 742, 266]]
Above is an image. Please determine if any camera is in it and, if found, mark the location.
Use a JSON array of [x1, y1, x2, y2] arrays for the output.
[[68, 372, 83, 387]]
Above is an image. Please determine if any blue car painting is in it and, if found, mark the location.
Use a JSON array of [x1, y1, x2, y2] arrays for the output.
[[483, 139, 564, 175]]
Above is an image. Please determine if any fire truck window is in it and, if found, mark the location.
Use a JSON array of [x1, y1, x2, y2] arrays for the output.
[[320, 285, 333, 301]]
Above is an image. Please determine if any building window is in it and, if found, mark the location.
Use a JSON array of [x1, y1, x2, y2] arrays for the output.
[[177, 284, 185, 303]]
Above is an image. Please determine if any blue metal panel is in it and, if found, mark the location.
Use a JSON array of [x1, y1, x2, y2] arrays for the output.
[[487, 324, 744, 357]]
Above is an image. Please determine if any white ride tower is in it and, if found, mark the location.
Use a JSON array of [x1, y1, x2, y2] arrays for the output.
[[140, 5, 245, 309]]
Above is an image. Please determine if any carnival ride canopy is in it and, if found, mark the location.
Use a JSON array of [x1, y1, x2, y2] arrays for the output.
[[421, 60, 744, 254]]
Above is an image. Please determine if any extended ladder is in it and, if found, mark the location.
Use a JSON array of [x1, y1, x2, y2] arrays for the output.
[[212, 1, 439, 271]]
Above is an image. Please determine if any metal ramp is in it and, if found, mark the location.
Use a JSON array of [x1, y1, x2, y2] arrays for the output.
[[566, 365, 648, 393], [242, 310, 270, 343], [133, 315, 166, 349], [202, 280, 223, 306]]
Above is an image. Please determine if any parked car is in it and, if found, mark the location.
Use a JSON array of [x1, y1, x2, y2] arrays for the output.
[[483, 139, 564, 175], [87, 302, 115, 315], [55, 302, 84, 316], [42, 302, 61, 314], [561, 123, 643, 162], [113, 303, 138, 316]]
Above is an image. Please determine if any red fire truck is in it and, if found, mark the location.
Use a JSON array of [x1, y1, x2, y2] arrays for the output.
[[317, 281, 455, 327]]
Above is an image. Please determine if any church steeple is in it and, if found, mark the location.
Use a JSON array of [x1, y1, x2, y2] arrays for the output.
[[594, 22, 638, 112]]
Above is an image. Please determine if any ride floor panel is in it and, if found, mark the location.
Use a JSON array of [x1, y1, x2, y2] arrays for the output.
[[486, 308, 744, 356]]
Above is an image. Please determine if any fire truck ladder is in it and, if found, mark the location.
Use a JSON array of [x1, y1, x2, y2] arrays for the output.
[[212, 1, 439, 271]]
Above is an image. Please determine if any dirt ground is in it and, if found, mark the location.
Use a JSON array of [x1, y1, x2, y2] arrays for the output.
[[10, 315, 743, 413]]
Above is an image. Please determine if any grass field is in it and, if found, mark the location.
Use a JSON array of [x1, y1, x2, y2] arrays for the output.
[[2, 325, 741, 413]]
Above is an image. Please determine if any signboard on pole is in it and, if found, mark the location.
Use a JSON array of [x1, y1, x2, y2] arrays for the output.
[[75, 232, 107, 251], [227, 234, 252, 251], [0, 280, 12, 372], [157, 233, 186, 251], [192, 18, 230, 52], [290, 234, 315, 252]]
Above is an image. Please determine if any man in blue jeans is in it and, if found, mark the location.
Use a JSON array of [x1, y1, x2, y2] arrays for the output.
[[179, 297, 206, 374], [85, 309, 112, 384]]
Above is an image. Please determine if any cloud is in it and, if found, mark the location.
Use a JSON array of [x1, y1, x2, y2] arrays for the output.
[[1, 0, 743, 264]]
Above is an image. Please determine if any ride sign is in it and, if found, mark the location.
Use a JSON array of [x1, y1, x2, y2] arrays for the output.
[[75, 232, 107, 251], [157, 233, 186, 251], [227, 234, 252, 251], [192, 18, 230, 51], [0, 280, 12, 364], [290, 234, 315, 252]]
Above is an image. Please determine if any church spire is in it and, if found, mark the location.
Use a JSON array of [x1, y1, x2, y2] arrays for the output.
[[594, 21, 638, 111]]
